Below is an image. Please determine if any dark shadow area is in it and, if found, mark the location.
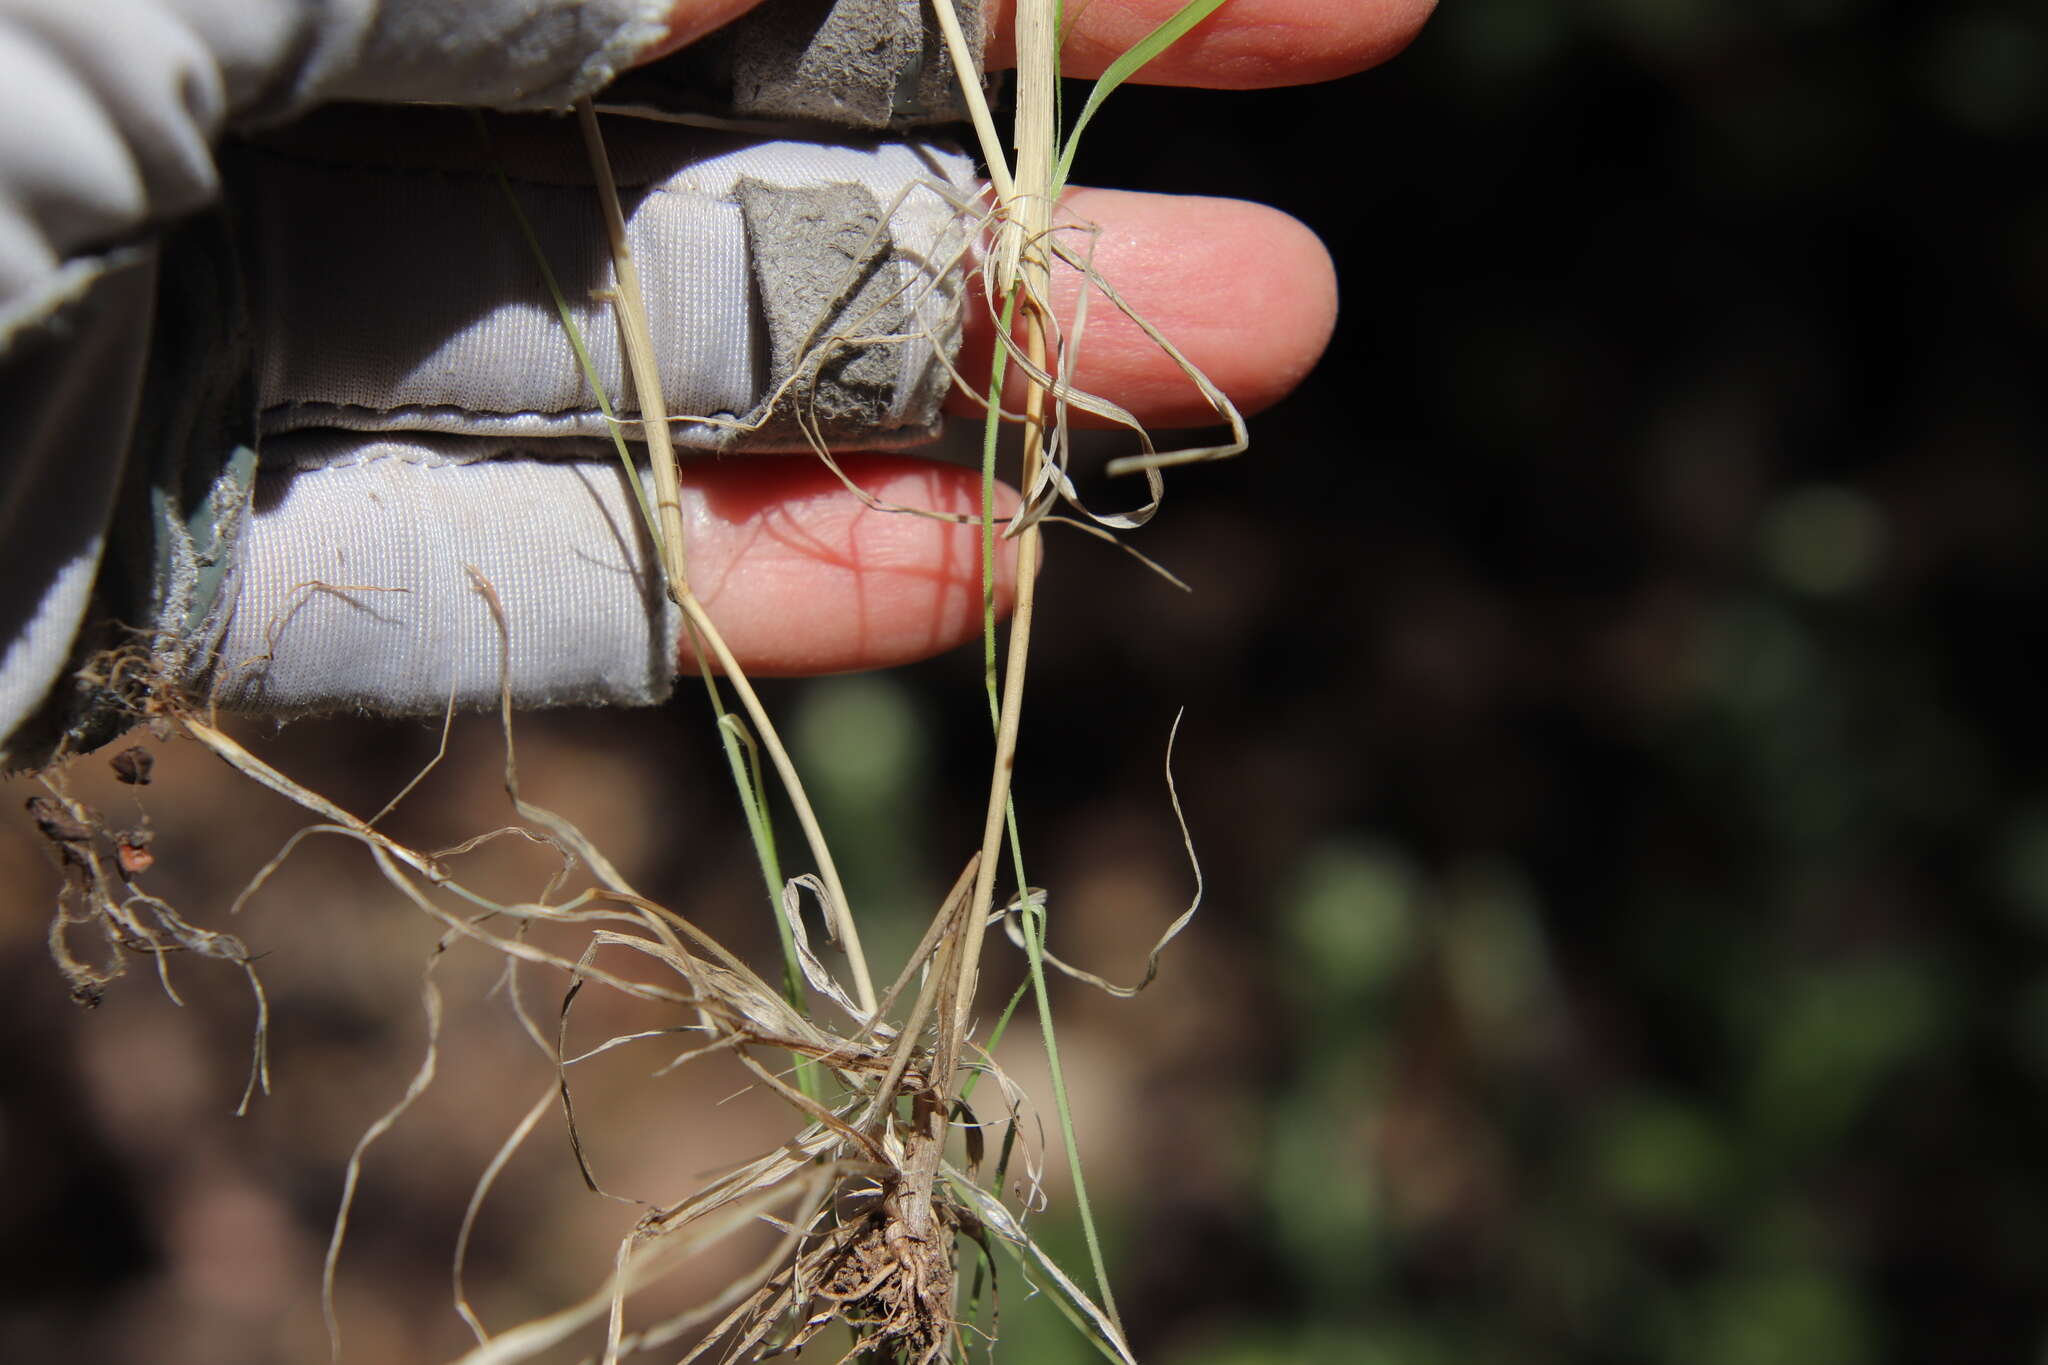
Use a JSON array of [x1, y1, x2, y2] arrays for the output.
[[1024, 4, 2048, 1360]]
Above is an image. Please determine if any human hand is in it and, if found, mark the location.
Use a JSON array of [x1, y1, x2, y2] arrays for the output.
[[0, 0, 1433, 766], [637, 0, 1434, 677]]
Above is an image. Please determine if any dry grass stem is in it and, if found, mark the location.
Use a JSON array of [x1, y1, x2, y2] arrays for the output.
[[17, 7, 1254, 1358]]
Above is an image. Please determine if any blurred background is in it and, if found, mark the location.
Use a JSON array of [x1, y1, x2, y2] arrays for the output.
[[6, 1, 2048, 1361]]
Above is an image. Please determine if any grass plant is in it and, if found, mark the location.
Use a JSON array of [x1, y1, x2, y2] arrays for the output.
[[26, 2, 1244, 1360]]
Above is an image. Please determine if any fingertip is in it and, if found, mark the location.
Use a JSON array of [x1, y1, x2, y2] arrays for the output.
[[985, 0, 1436, 88], [955, 188, 1340, 428], [1128, 192, 1337, 415]]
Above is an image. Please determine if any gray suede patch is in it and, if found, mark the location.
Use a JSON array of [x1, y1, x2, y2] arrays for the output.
[[736, 177, 937, 443], [231, 115, 974, 455], [620, 0, 990, 129]]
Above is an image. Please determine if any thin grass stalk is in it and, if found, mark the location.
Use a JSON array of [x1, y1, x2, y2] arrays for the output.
[[930, 0, 1128, 1334], [675, 595, 878, 1017], [929, 0, 1013, 205], [481, 140, 823, 1051], [955, 320, 1041, 1050], [573, 101, 689, 597], [981, 313, 1123, 1331], [715, 713, 822, 1098], [982, 0, 1127, 1332], [469, 116, 660, 542], [484, 116, 823, 1044], [952, 0, 1056, 1078], [572, 99, 879, 1020]]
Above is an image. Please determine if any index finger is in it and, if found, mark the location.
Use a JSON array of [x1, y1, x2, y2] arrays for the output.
[[646, 1, 1436, 88], [983, 0, 1436, 88]]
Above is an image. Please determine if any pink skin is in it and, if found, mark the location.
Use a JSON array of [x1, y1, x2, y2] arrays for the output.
[[980, 0, 1438, 88], [672, 455, 1022, 677], [642, 0, 1432, 676], [952, 189, 1340, 430]]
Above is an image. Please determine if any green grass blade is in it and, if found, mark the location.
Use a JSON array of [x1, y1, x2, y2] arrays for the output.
[[483, 111, 820, 1096], [469, 114, 660, 547], [981, 290, 1020, 719], [1020, 880, 1119, 1328], [978, 282, 1121, 1344], [1052, 0, 1231, 198], [951, 1173, 1137, 1365], [714, 709, 820, 1101]]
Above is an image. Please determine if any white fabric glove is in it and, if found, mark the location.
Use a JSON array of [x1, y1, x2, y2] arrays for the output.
[[0, 0, 985, 767], [213, 118, 977, 715]]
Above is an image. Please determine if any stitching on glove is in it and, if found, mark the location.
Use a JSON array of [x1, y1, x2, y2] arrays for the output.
[[231, 125, 975, 456]]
